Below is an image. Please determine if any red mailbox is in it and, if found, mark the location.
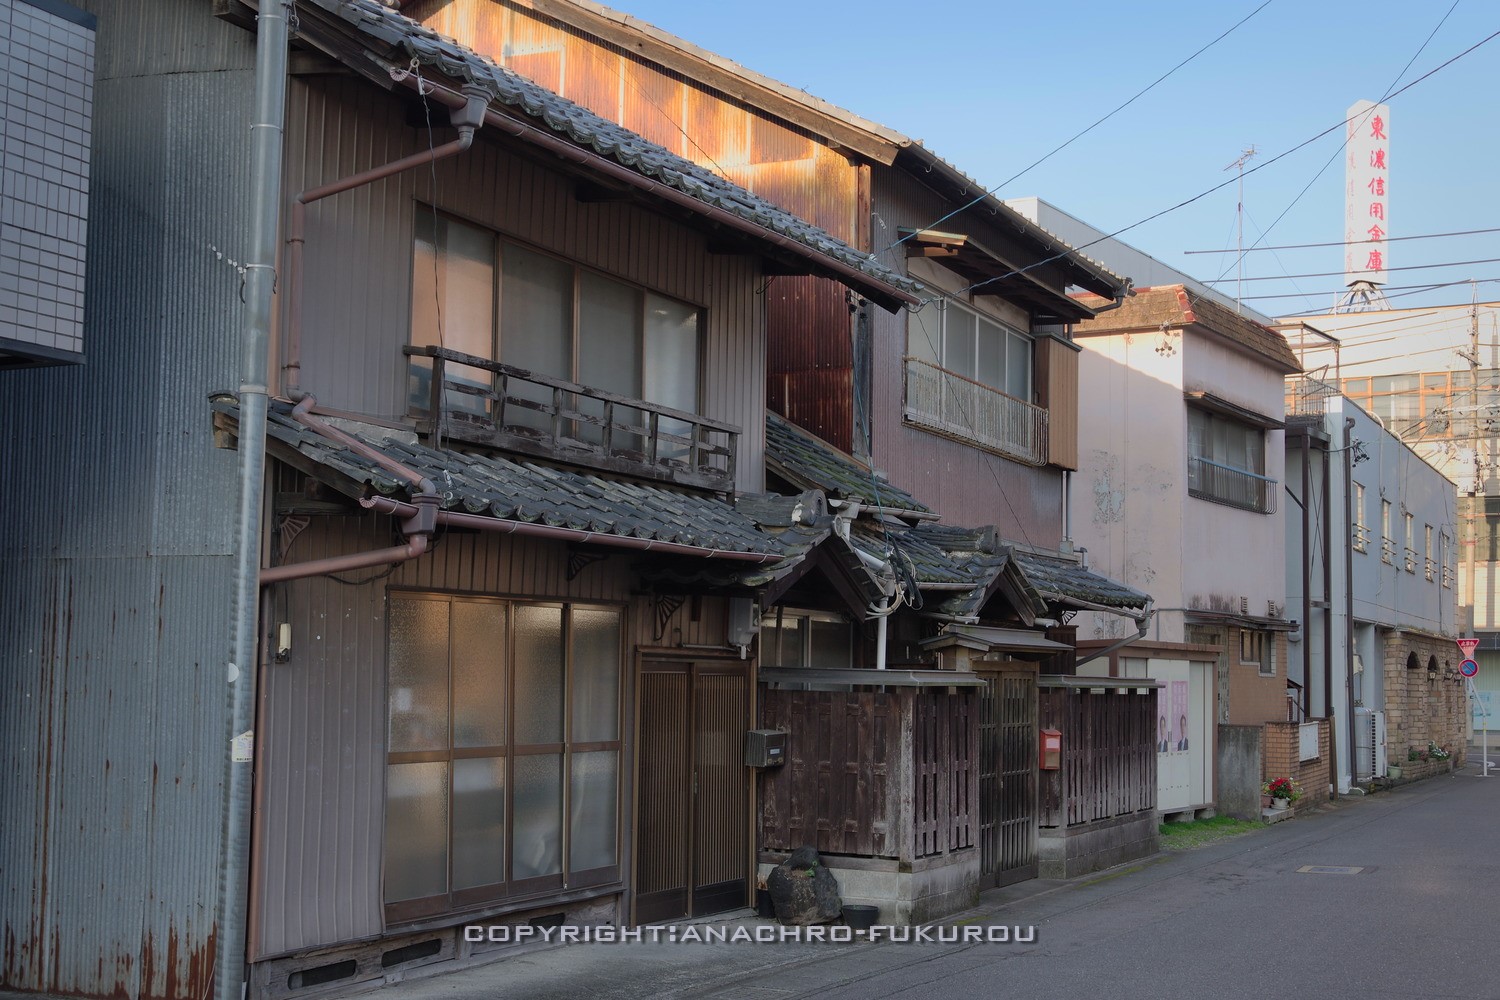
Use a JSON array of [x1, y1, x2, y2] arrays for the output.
[[1039, 728, 1062, 770]]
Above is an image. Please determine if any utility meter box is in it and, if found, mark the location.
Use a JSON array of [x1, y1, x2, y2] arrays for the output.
[[745, 729, 788, 768], [1040, 729, 1062, 770]]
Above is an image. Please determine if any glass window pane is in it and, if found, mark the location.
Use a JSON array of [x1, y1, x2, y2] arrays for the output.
[[908, 304, 941, 365], [1007, 332, 1031, 400], [512, 753, 563, 879], [645, 294, 700, 462], [943, 304, 976, 379], [578, 271, 643, 399], [569, 750, 618, 872], [976, 316, 1003, 389], [383, 761, 449, 903], [452, 601, 505, 749], [571, 608, 621, 743], [451, 757, 506, 891], [500, 244, 573, 434], [388, 598, 449, 754], [411, 213, 496, 416], [771, 615, 804, 668], [514, 605, 564, 745], [810, 617, 851, 669]]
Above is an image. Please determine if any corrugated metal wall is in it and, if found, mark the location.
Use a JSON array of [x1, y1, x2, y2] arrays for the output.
[[251, 501, 729, 958], [283, 74, 768, 488], [0, 2, 254, 997], [868, 166, 1064, 540]]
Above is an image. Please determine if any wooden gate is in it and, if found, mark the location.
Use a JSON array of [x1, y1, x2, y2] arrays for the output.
[[634, 659, 749, 923], [978, 669, 1038, 887]]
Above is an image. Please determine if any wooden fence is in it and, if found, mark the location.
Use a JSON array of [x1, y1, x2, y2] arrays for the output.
[[760, 687, 978, 861], [1038, 684, 1157, 829]]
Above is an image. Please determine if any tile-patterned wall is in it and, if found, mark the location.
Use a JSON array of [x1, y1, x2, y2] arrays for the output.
[[0, 0, 93, 361]]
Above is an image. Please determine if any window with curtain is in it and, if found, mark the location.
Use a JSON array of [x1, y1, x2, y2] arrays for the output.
[[383, 593, 623, 920], [409, 209, 701, 425], [1186, 407, 1273, 512]]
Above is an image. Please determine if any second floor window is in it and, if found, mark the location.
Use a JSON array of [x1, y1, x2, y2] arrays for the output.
[[909, 298, 1032, 401], [409, 209, 701, 421], [1187, 407, 1274, 513], [1353, 482, 1368, 552], [1381, 499, 1394, 563]]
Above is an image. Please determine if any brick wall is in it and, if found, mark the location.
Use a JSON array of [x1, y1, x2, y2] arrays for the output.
[[1382, 631, 1468, 770], [1227, 627, 1289, 725], [1262, 720, 1331, 809]]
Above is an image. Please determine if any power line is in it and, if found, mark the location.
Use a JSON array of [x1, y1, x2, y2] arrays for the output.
[[875, 0, 1276, 258], [1185, 226, 1500, 255], [937, 27, 1500, 304], [1203, 256, 1500, 285]]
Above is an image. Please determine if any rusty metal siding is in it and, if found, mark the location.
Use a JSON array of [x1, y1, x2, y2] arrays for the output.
[[0, 3, 254, 997], [252, 502, 730, 957], [284, 75, 765, 487], [868, 166, 1064, 540]]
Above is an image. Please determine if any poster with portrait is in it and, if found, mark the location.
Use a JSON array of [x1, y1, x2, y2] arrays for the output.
[[1170, 680, 1189, 753]]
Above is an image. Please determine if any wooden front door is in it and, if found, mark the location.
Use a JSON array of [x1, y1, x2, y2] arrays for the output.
[[634, 659, 750, 923], [978, 669, 1038, 888]]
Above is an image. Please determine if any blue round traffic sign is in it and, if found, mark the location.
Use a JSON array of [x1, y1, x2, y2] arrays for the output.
[[1461, 658, 1479, 677]]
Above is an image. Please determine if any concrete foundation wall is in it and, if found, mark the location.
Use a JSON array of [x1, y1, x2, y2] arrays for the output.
[[758, 849, 980, 926], [1216, 724, 1265, 819], [1038, 812, 1159, 879]]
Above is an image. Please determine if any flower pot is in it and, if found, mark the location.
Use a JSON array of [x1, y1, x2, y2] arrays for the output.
[[842, 904, 879, 931], [1271, 798, 1288, 810], [1387, 765, 1402, 780]]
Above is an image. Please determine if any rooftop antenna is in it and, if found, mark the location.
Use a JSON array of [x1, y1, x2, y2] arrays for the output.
[[1224, 145, 1258, 314]]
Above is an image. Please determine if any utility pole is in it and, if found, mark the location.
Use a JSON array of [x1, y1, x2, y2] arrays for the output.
[[1467, 280, 1481, 638], [1224, 145, 1258, 314]]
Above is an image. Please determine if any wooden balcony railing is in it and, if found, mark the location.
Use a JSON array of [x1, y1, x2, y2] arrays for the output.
[[405, 345, 739, 492], [903, 358, 1048, 466], [1187, 457, 1278, 514]]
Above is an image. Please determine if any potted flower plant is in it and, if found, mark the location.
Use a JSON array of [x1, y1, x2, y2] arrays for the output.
[[1262, 777, 1302, 810]]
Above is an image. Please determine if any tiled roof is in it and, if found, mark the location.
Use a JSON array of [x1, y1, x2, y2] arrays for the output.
[[305, 0, 920, 302], [765, 412, 929, 516], [1072, 285, 1301, 373], [1011, 549, 1151, 612], [216, 397, 792, 556]]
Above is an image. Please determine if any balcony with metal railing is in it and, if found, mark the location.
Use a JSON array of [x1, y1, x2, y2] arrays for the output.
[[1186, 457, 1278, 514], [903, 357, 1048, 466], [1353, 523, 1370, 552], [404, 345, 739, 492]]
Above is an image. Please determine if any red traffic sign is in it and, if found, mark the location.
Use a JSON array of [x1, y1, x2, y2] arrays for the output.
[[1461, 659, 1480, 677], [1458, 637, 1480, 656]]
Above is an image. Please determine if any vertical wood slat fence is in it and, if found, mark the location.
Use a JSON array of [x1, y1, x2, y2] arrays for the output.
[[1038, 685, 1157, 829], [760, 687, 977, 862]]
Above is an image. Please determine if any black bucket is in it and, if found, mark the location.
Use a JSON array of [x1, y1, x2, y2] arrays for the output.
[[841, 904, 879, 931]]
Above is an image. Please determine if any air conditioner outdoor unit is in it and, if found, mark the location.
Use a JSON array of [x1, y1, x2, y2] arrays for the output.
[[1353, 707, 1387, 781]]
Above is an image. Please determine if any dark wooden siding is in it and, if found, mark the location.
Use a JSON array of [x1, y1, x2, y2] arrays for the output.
[[1037, 688, 1157, 829], [1037, 338, 1080, 471], [281, 75, 767, 489]]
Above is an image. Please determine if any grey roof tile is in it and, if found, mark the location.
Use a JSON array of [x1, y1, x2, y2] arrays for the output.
[[1011, 548, 1151, 611], [765, 412, 929, 515]]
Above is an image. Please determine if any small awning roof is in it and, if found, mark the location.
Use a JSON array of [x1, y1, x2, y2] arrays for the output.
[[759, 667, 987, 689], [922, 625, 1073, 657]]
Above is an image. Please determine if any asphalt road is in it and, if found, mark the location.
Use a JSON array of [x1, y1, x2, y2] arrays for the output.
[[388, 764, 1499, 1000]]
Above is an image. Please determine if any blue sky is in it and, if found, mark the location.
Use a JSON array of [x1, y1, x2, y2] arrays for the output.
[[615, 0, 1498, 317]]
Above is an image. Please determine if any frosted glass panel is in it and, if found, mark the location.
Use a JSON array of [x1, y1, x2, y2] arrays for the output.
[[908, 305, 941, 365], [765, 616, 804, 668], [976, 317, 1003, 390], [512, 754, 563, 879], [514, 606, 564, 744], [943, 305, 976, 379], [501, 244, 573, 433], [579, 272, 642, 397], [452, 601, 505, 749], [571, 609, 621, 742], [388, 598, 449, 753], [570, 751, 618, 872], [645, 294, 699, 461], [383, 761, 449, 902], [410, 213, 496, 414], [452, 757, 506, 890]]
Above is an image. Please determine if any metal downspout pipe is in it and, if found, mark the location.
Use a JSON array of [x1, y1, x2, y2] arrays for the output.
[[1344, 418, 1357, 791], [1073, 603, 1156, 669], [218, 4, 288, 999], [1323, 430, 1338, 797], [1301, 428, 1313, 720]]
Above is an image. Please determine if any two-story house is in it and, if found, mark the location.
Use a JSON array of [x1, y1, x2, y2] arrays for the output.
[[0, 1, 925, 998], [1070, 286, 1302, 816]]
